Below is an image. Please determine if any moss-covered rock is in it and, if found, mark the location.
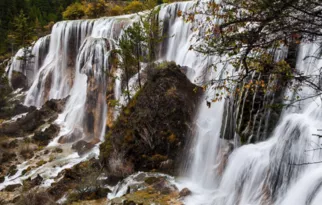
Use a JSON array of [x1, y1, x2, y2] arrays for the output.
[[100, 63, 202, 177], [109, 172, 182, 205]]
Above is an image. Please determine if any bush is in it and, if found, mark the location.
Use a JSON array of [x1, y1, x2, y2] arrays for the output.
[[124, 1, 145, 14], [109, 5, 124, 16], [62, 2, 85, 20], [84, 0, 107, 18]]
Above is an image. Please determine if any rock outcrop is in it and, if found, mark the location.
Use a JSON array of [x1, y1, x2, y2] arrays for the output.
[[100, 63, 202, 177], [0, 98, 67, 138], [109, 172, 183, 205], [10, 71, 28, 91]]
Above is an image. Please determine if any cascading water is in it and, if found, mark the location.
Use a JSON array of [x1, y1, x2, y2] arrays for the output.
[[4, 1, 322, 204], [179, 41, 322, 205], [1, 1, 208, 190]]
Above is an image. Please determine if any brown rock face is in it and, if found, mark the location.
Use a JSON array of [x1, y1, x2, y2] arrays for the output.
[[10, 71, 28, 90], [100, 63, 202, 177], [33, 124, 60, 146], [0, 98, 67, 138], [72, 140, 95, 156], [179, 188, 191, 198]]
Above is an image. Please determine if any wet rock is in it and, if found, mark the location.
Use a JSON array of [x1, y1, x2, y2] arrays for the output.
[[8, 139, 18, 148], [19, 143, 36, 159], [21, 167, 31, 176], [102, 175, 123, 187], [110, 172, 181, 205], [0, 97, 67, 137], [10, 71, 27, 90], [0, 152, 16, 163], [0, 176, 4, 183], [53, 147, 63, 153], [42, 97, 68, 113], [159, 159, 174, 171], [179, 188, 191, 197], [59, 128, 84, 143], [72, 140, 95, 156], [7, 165, 17, 177], [24, 174, 43, 189], [4, 184, 21, 192], [12, 104, 34, 116], [122, 200, 136, 205], [48, 159, 106, 201], [33, 124, 60, 146], [151, 177, 177, 195]]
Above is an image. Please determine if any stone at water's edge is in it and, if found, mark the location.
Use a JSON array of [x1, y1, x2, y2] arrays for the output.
[[100, 63, 203, 177], [109, 172, 183, 205]]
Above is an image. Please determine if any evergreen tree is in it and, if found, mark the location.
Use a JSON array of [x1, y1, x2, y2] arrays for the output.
[[8, 10, 35, 73], [118, 34, 136, 102], [123, 22, 144, 88]]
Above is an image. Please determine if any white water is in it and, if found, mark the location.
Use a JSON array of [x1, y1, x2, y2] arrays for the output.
[[178, 42, 322, 205], [5, 1, 322, 205], [2, 1, 209, 191]]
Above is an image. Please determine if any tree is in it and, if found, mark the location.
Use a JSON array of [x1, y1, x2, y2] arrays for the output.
[[8, 10, 35, 74], [120, 0, 166, 89], [124, 1, 145, 14], [62, 2, 85, 20], [117, 34, 136, 102], [141, 0, 163, 64], [84, 0, 107, 18], [123, 23, 144, 88], [180, 0, 322, 103]]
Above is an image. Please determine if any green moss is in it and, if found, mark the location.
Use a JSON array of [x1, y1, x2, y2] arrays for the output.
[[144, 177, 162, 185], [7, 165, 17, 177], [21, 167, 31, 176], [36, 160, 47, 167], [100, 133, 113, 160], [54, 147, 63, 153], [110, 187, 180, 205]]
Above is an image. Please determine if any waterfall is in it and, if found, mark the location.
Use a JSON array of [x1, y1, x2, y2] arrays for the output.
[[5, 1, 322, 204], [179, 41, 322, 205], [2, 1, 212, 190], [17, 1, 206, 144]]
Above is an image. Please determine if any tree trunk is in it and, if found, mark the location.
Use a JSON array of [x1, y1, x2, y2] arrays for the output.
[[125, 65, 131, 102], [136, 44, 142, 88]]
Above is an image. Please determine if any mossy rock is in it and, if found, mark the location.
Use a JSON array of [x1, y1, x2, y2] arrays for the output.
[[100, 63, 202, 176], [7, 165, 17, 177], [36, 160, 47, 167]]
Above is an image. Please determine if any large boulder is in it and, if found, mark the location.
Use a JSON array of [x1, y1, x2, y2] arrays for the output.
[[100, 63, 202, 177]]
